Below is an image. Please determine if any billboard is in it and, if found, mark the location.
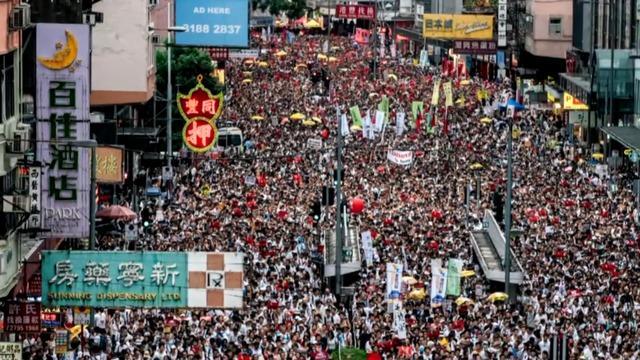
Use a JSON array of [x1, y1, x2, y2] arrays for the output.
[[96, 146, 124, 183], [42, 251, 244, 308], [335, 4, 376, 20], [36, 24, 91, 238], [423, 14, 494, 40], [563, 92, 589, 110], [175, 0, 250, 48]]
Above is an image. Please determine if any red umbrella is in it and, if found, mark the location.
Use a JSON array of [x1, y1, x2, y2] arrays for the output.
[[96, 205, 136, 221]]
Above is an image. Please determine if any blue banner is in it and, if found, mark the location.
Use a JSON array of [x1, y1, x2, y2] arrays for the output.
[[42, 251, 188, 308], [175, 0, 250, 48]]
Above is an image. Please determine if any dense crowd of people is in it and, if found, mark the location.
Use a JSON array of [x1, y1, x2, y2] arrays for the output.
[[25, 32, 640, 360]]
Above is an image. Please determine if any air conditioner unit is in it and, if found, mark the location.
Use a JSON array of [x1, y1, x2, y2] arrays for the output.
[[7, 123, 30, 154], [2, 195, 28, 213], [9, 3, 30, 30], [151, 34, 160, 45], [90, 112, 105, 123], [149, 0, 158, 7]]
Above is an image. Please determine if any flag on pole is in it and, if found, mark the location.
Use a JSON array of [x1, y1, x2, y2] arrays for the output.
[[445, 258, 463, 296], [341, 114, 350, 137], [378, 96, 390, 122], [350, 106, 363, 127], [396, 112, 406, 136], [431, 79, 441, 106], [363, 111, 373, 139], [374, 110, 385, 132], [411, 101, 424, 126]]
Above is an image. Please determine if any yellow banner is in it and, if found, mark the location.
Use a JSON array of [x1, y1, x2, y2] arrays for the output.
[[431, 79, 441, 106], [423, 14, 494, 40], [563, 92, 589, 110], [443, 81, 453, 107]]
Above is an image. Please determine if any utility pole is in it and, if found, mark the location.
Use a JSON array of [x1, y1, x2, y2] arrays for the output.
[[334, 108, 344, 300], [167, 0, 174, 172], [504, 117, 513, 298]]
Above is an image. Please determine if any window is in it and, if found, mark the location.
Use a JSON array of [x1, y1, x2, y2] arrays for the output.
[[549, 17, 562, 36]]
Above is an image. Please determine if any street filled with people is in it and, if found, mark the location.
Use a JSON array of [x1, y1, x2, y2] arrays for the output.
[[28, 33, 640, 360]]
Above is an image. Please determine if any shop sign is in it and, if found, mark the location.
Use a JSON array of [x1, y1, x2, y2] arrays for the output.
[[178, 75, 222, 153], [95, 146, 124, 183], [35, 24, 91, 239], [41, 251, 245, 309], [41, 309, 62, 328], [453, 40, 497, 54], [335, 4, 376, 20], [27, 166, 41, 229], [0, 342, 21, 359], [423, 14, 494, 40], [4, 301, 41, 334], [498, 0, 507, 47], [563, 92, 589, 110], [26, 273, 42, 298], [209, 48, 229, 61]]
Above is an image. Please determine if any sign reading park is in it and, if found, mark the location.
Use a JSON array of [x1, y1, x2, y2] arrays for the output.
[[42, 251, 245, 309], [178, 75, 223, 153]]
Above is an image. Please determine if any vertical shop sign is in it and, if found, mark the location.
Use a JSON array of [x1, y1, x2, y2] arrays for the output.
[[35, 24, 91, 238]]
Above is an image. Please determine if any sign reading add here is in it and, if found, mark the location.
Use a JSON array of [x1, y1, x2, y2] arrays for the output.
[[175, 0, 250, 48]]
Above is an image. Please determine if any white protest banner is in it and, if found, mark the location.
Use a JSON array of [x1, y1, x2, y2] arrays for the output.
[[341, 114, 350, 137], [392, 301, 407, 339], [386, 263, 403, 300], [306, 138, 323, 150], [387, 150, 414, 166], [395, 112, 406, 136], [445, 258, 463, 296], [244, 176, 256, 186], [430, 259, 447, 307], [374, 110, 385, 132], [361, 230, 374, 266]]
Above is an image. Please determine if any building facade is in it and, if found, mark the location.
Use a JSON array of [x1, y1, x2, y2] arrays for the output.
[[524, 0, 573, 59]]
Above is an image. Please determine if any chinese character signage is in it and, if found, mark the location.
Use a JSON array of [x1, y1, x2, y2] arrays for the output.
[[335, 4, 376, 20], [175, 0, 250, 48], [453, 40, 497, 54], [0, 342, 21, 359], [423, 14, 494, 40], [178, 75, 222, 153], [27, 166, 41, 229], [95, 146, 124, 184], [498, 0, 507, 47], [563, 92, 589, 110], [35, 24, 91, 239], [41, 251, 245, 308], [209, 48, 229, 60], [4, 301, 41, 334]]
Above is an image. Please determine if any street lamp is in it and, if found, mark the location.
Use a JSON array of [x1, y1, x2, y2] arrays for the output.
[[67, 140, 98, 251], [150, 3, 187, 175]]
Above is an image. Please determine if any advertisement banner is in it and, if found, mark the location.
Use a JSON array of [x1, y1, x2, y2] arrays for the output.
[[336, 4, 375, 20], [96, 146, 124, 183], [423, 14, 494, 40], [563, 92, 589, 110], [385, 263, 403, 299], [42, 251, 244, 309], [387, 150, 414, 166], [36, 23, 91, 239], [445, 258, 463, 296], [175, 0, 250, 48], [4, 302, 41, 334], [0, 343, 22, 359], [453, 40, 497, 55]]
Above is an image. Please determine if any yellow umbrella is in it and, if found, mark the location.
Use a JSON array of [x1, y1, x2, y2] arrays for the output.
[[512, 127, 522, 139], [242, 71, 252, 76], [480, 117, 492, 124], [258, 61, 269, 68], [290, 113, 305, 121], [317, 53, 328, 60], [242, 78, 252, 84], [407, 288, 426, 301], [275, 50, 287, 57], [402, 276, 417, 285], [460, 79, 471, 85], [592, 153, 604, 160], [351, 124, 362, 132], [487, 292, 509, 302], [311, 116, 322, 123], [470, 163, 484, 170], [455, 297, 474, 306], [251, 115, 264, 121], [624, 149, 633, 156], [296, 63, 308, 68], [460, 270, 476, 278], [302, 119, 316, 127], [328, 56, 338, 62], [387, 74, 398, 81], [304, 19, 322, 29]]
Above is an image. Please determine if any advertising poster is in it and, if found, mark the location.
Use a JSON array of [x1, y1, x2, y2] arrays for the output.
[[175, 0, 250, 47]]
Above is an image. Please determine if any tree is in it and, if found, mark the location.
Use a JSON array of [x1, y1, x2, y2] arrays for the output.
[[155, 46, 221, 98], [252, 0, 307, 20]]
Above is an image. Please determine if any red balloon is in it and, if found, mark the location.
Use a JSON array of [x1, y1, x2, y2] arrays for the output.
[[233, 207, 243, 217], [377, 166, 385, 174], [293, 173, 302, 185], [431, 209, 442, 219], [257, 175, 267, 187], [247, 200, 258, 209], [351, 197, 365, 214], [320, 129, 330, 140]]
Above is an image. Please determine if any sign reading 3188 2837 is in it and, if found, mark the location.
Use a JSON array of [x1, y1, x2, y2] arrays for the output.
[[176, 0, 250, 48]]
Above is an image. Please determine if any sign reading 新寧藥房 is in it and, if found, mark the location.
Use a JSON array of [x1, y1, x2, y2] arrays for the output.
[[35, 23, 91, 239], [42, 251, 245, 309], [175, 0, 250, 48]]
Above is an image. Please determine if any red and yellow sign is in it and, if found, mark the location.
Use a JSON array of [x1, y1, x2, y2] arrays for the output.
[[563, 92, 589, 110], [178, 75, 223, 153]]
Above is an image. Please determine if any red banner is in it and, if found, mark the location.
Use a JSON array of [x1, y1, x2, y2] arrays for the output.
[[4, 301, 41, 334], [336, 5, 376, 20], [355, 28, 371, 44]]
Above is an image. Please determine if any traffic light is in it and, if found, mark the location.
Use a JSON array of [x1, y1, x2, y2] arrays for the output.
[[309, 200, 321, 223], [493, 191, 504, 223], [322, 186, 335, 206]]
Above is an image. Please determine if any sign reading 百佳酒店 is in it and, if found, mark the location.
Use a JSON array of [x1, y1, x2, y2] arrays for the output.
[[35, 24, 91, 239], [175, 0, 250, 48], [42, 251, 245, 308]]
